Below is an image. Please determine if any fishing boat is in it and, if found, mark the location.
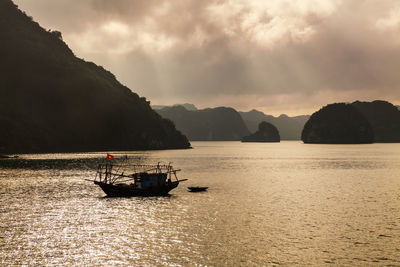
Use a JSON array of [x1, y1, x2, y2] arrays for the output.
[[91, 156, 187, 197]]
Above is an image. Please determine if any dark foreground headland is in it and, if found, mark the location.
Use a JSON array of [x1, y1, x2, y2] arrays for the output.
[[0, 0, 190, 154]]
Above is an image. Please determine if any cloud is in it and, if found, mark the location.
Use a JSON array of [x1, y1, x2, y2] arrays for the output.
[[14, 0, 400, 115]]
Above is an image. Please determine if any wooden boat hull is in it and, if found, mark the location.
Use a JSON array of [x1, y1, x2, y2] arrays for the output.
[[94, 181, 179, 197]]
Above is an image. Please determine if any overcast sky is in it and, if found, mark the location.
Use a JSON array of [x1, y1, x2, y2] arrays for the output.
[[14, 0, 400, 115]]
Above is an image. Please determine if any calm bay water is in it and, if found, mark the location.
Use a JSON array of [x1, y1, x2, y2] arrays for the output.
[[1, 141, 400, 266]]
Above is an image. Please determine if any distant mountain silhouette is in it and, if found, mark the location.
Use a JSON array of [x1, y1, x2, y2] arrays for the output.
[[152, 103, 198, 111], [239, 110, 309, 140], [242, 121, 280, 142], [156, 106, 250, 141], [301, 103, 374, 144], [0, 0, 190, 153], [352, 100, 400, 142]]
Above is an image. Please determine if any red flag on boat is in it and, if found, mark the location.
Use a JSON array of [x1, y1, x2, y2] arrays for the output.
[[106, 154, 114, 160]]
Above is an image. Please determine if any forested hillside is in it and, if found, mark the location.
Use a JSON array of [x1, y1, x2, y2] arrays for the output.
[[0, 0, 190, 153]]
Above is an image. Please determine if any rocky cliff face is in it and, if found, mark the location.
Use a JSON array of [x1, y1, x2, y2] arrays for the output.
[[156, 106, 250, 141], [301, 103, 374, 144], [352, 100, 400, 142], [0, 0, 190, 153], [241, 121, 280, 142]]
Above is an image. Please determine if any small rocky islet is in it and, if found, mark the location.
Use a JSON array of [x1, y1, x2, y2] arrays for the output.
[[301, 101, 400, 144], [241, 121, 280, 142], [301, 103, 374, 144]]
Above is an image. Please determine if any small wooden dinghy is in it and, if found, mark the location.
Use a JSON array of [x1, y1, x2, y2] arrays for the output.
[[188, 186, 208, 192]]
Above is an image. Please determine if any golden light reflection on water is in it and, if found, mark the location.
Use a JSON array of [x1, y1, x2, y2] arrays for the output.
[[1, 141, 400, 265]]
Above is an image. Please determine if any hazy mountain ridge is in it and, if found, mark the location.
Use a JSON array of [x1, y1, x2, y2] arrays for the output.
[[0, 0, 190, 153], [239, 110, 310, 140], [152, 103, 198, 111], [155, 106, 250, 141]]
